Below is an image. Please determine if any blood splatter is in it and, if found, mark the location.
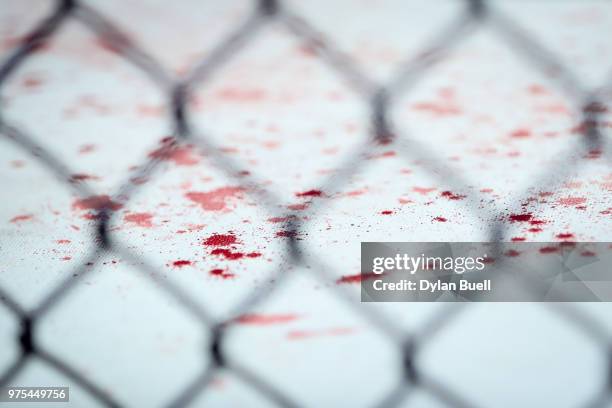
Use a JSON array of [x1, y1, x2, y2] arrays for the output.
[[72, 195, 122, 212], [557, 197, 587, 206], [22, 75, 43, 89], [124, 212, 153, 228], [510, 128, 531, 138], [149, 139, 199, 166], [211, 249, 240, 260], [336, 272, 381, 284], [137, 104, 165, 117], [79, 144, 96, 154], [412, 102, 461, 116], [586, 149, 602, 159], [10, 214, 33, 223], [203, 233, 237, 247], [413, 187, 436, 195], [287, 203, 308, 211], [411, 89, 461, 116], [267, 216, 293, 223], [295, 189, 323, 198], [235, 314, 299, 325], [528, 84, 548, 95], [276, 230, 298, 238], [440, 191, 466, 200], [433, 216, 448, 222], [70, 173, 99, 183], [287, 327, 354, 340], [555, 233, 574, 240], [368, 150, 397, 160], [345, 189, 366, 197], [509, 213, 532, 223], [583, 101, 609, 113], [172, 260, 192, 268], [210, 269, 235, 279], [185, 187, 243, 211], [380, 210, 393, 215], [215, 88, 266, 102], [95, 31, 132, 54], [210, 249, 261, 260]]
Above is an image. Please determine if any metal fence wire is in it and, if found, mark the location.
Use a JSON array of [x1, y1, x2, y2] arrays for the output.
[[0, 0, 611, 407]]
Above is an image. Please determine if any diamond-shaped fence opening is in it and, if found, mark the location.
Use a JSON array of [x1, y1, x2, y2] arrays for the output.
[[1, 0, 611, 407]]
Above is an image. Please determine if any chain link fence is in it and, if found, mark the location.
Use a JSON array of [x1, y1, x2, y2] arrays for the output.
[[0, 0, 611, 406]]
